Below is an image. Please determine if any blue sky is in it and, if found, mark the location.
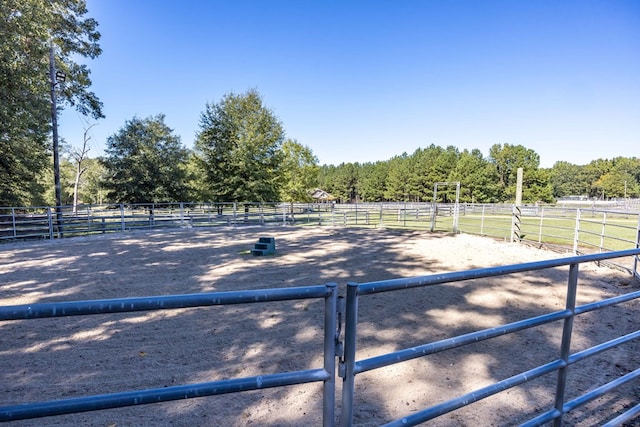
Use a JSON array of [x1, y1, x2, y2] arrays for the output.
[[58, 0, 640, 168]]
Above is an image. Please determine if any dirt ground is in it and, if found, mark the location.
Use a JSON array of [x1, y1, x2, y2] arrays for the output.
[[0, 226, 638, 426]]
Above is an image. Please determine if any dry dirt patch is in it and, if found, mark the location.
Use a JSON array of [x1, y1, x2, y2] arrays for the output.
[[0, 227, 638, 426]]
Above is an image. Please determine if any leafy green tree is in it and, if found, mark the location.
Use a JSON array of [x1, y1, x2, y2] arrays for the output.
[[279, 139, 319, 204], [0, 0, 103, 206], [523, 168, 554, 203], [583, 159, 613, 198], [549, 161, 586, 198], [488, 143, 545, 202], [594, 172, 625, 199], [194, 89, 284, 203], [449, 149, 500, 203], [101, 115, 189, 204], [593, 157, 640, 198], [610, 157, 640, 198], [184, 151, 210, 202]]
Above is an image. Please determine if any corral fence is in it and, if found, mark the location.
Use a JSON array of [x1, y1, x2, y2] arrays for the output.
[[1, 202, 638, 240], [0, 202, 448, 239], [1, 249, 640, 425], [3, 201, 639, 274]]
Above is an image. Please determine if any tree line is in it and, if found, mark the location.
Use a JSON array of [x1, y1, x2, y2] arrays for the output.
[[318, 147, 640, 204], [34, 104, 640, 207], [2, 1, 639, 209]]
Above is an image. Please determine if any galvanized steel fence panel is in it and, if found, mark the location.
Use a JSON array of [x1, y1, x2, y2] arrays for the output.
[[339, 249, 640, 427], [0, 284, 339, 425], [2, 202, 640, 249]]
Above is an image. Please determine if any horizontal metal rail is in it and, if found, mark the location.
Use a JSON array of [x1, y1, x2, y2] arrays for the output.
[[355, 249, 640, 296], [522, 368, 640, 427], [354, 309, 571, 375], [601, 402, 640, 427], [0, 286, 331, 320], [569, 330, 640, 364], [382, 360, 567, 427], [0, 369, 329, 422]]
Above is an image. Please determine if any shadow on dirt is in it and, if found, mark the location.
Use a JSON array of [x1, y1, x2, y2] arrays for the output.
[[0, 226, 638, 426]]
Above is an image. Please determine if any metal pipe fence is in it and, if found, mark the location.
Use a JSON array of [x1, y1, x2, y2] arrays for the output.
[[0, 202, 634, 239], [0, 284, 340, 425], [339, 248, 640, 426], [2, 202, 639, 272]]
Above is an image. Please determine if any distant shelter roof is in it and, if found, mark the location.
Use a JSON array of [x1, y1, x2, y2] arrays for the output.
[[311, 188, 335, 201]]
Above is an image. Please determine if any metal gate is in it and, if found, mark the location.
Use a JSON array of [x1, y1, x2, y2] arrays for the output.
[[0, 284, 340, 426], [339, 248, 640, 426]]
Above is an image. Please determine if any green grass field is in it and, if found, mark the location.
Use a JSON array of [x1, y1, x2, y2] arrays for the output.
[[289, 208, 638, 253], [456, 214, 638, 251]]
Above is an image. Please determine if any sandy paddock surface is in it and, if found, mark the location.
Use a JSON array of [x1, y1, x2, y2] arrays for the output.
[[0, 226, 638, 427]]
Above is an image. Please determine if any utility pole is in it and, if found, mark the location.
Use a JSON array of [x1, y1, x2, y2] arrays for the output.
[[49, 44, 64, 237]]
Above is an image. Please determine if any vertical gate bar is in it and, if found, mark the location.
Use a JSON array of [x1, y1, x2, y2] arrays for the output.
[[331, 205, 335, 226], [403, 202, 407, 227], [599, 212, 607, 252], [453, 182, 460, 233], [553, 262, 579, 427], [120, 204, 125, 232], [573, 209, 581, 254], [355, 203, 358, 225], [341, 283, 360, 427], [430, 183, 437, 232], [47, 207, 53, 240], [11, 207, 17, 239], [233, 202, 237, 225], [323, 283, 338, 427], [538, 207, 544, 243]]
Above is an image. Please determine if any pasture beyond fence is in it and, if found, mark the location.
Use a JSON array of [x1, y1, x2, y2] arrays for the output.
[[1, 246, 640, 425]]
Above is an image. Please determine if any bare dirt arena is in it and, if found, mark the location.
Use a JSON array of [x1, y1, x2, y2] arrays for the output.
[[1, 226, 638, 426]]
